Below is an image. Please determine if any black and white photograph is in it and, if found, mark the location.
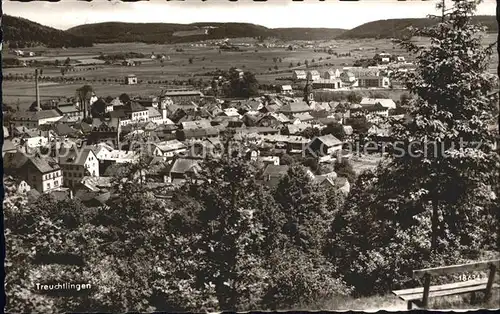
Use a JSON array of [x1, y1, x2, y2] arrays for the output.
[[1, 0, 499, 312]]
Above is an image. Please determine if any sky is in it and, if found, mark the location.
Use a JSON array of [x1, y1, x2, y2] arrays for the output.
[[2, 0, 497, 30]]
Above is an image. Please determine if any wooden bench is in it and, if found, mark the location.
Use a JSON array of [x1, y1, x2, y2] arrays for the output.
[[392, 259, 499, 309]]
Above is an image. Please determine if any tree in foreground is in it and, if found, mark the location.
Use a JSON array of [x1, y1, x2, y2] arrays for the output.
[[328, 0, 499, 295]]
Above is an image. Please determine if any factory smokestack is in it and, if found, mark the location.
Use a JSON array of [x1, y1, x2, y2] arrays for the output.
[[35, 69, 40, 111]]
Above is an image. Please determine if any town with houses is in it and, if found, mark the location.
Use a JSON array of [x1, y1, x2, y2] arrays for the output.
[[2, 59, 410, 206], [2, 0, 500, 311]]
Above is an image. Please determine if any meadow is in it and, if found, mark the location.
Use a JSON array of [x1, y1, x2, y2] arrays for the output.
[[3, 34, 497, 109]]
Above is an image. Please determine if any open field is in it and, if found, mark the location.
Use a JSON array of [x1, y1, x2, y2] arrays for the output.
[[2, 81, 172, 108], [3, 34, 497, 108]]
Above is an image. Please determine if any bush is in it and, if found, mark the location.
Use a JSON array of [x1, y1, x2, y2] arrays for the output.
[[262, 247, 352, 309]]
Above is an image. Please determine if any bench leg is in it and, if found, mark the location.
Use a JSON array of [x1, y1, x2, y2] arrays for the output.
[[470, 292, 477, 305], [407, 301, 412, 310]]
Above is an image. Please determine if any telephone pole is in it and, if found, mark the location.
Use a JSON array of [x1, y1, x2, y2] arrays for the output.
[[441, 0, 446, 22]]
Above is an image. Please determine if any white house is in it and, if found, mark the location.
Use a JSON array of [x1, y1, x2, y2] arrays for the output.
[[59, 147, 100, 188], [360, 97, 397, 110], [281, 85, 293, 95], [152, 140, 188, 160], [126, 74, 138, 85], [9, 110, 62, 128], [324, 69, 341, 79], [292, 70, 307, 80], [307, 70, 321, 81]]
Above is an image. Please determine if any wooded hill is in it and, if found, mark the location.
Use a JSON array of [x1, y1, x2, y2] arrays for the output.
[[66, 22, 346, 44], [2, 15, 93, 48], [337, 15, 497, 39], [2, 15, 496, 47]]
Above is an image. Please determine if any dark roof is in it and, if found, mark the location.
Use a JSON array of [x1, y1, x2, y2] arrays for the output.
[[169, 158, 201, 174], [279, 101, 311, 114], [28, 156, 61, 173], [49, 190, 71, 202], [163, 90, 203, 97], [27, 189, 41, 201], [109, 109, 128, 119], [55, 105, 79, 114], [236, 127, 279, 134], [181, 120, 212, 130], [180, 127, 219, 139], [2, 139, 17, 152], [12, 109, 61, 121], [59, 147, 95, 166], [75, 189, 111, 205], [127, 101, 147, 112], [3, 151, 29, 169], [262, 165, 289, 177], [335, 177, 348, 188], [74, 121, 92, 133], [53, 123, 77, 136], [313, 134, 343, 147]]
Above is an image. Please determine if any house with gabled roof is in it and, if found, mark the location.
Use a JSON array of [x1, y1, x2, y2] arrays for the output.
[[307, 70, 321, 81], [256, 112, 290, 128], [279, 101, 311, 115], [152, 140, 188, 160], [2, 139, 18, 157], [4, 153, 63, 193], [292, 70, 307, 81], [59, 146, 99, 188], [9, 109, 62, 128], [307, 134, 343, 157], [360, 97, 396, 110], [261, 164, 289, 187], [166, 158, 202, 184]]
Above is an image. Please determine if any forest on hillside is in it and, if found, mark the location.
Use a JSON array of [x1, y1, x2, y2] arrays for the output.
[[2, 15, 93, 48]]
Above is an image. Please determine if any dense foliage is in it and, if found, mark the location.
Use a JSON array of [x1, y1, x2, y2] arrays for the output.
[[328, 0, 499, 295], [67, 21, 345, 44], [4, 158, 349, 312], [337, 15, 497, 39], [3, 15, 93, 48]]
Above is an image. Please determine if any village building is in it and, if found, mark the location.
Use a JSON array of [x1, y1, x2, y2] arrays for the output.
[[152, 140, 188, 160], [59, 147, 100, 188], [125, 101, 149, 123], [126, 74, 138, 85], [279, 101, 311, 116], [256, 112, 290, 128], [312, 78, 343, 90], [306, 70, 321, 81], [357, 76, 391, 88], [134, 96, 159, 108], [360, 98, 397, 110], [307, 134, 343, 157], [147, 107, 164, 124], [166, 158, 202, 184], [281, 85, 293, 95], [9, 110, 62, 128], [162, 90, 203, 103], [55, 103, 83, 121], [323, 69, 341, 80], [177, 127, 219, 141], [4, 152, 63, 193], [2, 139, 18, 157], [292, 70, 307, 81], [261, 164, 289, 187]]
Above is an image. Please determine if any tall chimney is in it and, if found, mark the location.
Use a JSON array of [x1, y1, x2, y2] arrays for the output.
[[35, 69, 40, 111]]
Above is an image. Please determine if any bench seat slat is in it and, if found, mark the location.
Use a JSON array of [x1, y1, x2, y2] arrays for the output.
[[413, 260, 500, 278], [393, 281, 499, 302], [393, 278, 489, 296]]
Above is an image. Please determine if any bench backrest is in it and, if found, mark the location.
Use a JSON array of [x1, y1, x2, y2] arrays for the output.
[[413, 259, 500, 279]]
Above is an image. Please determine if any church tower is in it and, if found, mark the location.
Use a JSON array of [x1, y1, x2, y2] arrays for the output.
[[303, 77, 314, 105]]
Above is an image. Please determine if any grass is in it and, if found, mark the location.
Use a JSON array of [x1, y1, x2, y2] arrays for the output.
[[3, 34, 497, 108], [303, 289, 500, 311]]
